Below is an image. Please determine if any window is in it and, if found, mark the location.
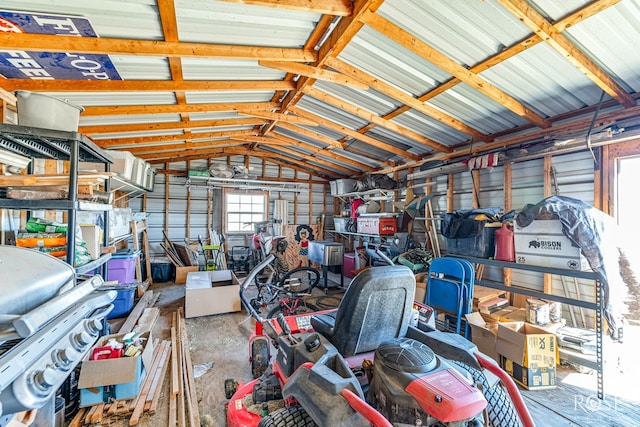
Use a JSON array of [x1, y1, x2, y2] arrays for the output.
[[225, 191, 266, 233]]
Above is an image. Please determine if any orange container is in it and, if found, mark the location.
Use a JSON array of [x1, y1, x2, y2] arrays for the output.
[[16, 233, 67, 248]]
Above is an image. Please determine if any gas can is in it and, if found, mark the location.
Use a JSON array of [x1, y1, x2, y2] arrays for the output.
[[494, 222, 515, 262]]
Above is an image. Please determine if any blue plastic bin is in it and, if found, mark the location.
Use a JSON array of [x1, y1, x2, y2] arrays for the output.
[[101, 283, 137, 319]]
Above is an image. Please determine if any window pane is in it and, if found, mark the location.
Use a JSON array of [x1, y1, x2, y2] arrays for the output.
[[225, 192, 266, 233]]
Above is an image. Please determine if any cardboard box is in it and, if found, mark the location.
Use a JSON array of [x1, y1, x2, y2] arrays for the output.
[[185, 270, 241, 318], [496, 322, 558, 368], [514, 219, 589, 270], [414, 281, 426, 304], [465, 312, 499, 361], [499, 355, 556, 390], [175, 265, 199, 284], [479, 305, 520, 323], [78, 331, 154, 405], [80, 224, 101, 260]]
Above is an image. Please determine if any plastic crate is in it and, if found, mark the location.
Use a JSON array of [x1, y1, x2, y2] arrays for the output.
[[107, 253, 138, 284]]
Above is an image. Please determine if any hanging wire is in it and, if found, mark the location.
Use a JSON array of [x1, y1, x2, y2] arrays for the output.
[[586, 90, 606, 168]]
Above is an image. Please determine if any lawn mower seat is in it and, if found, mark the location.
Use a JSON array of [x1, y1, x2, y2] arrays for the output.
[[311, 265, 416, 358]]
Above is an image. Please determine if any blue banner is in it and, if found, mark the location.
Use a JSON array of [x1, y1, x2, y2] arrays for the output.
[[0, 10, 122, 80]]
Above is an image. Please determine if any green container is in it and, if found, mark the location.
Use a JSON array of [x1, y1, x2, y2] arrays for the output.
[[188, 169, 210, 177]]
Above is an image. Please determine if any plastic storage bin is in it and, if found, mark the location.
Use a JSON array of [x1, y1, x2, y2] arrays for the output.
[[100, 283, 137, 319], [109, 150, 136, 181], [445, 224, 499, 258], [151, 262, 174, 282], [107, 252, 138, 284]]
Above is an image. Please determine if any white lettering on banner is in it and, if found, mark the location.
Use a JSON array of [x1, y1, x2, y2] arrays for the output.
[[5, 50, 53, 79], [64, 53, 111, 80], [32, 16, 80, 35]]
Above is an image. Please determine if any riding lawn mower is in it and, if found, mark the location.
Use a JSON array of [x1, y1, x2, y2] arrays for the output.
[[225, 255, 535, 427]]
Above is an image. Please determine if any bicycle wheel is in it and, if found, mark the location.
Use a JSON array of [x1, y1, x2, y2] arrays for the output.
[[278, 267, 320, 294], [267, 301, 319, 318]]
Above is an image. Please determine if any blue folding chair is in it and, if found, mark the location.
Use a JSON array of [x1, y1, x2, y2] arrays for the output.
[[425, 257, 474, 338]]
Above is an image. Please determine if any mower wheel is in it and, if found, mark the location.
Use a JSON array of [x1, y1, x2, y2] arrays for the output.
[[251, 338, 270, 379], [452, 361, 520, 427], [266, 302, 319, 319], [224, 378, 238, 399], [257, 406, 317, 427]]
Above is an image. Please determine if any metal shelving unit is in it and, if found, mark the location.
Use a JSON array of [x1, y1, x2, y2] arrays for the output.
[[452, 255, 605, 399], [0, 123, 113, 274]]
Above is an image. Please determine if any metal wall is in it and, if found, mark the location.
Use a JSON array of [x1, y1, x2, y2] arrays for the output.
[[141, 160, 329, 261]]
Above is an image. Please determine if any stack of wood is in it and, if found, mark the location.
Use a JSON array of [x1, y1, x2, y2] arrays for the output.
[[161, 231, 198, 267], [68, 294, 201, 426], [0, 172, 115, 203]]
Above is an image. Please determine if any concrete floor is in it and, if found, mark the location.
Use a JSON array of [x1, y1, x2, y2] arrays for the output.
[[103, 275, 639, 427]]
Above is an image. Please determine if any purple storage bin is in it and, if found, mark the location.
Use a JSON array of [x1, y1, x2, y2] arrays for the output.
[[107, 254, 138, 284]]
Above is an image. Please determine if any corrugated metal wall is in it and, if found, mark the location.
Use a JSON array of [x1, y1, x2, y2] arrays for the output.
[[140, 160, 329, 262]]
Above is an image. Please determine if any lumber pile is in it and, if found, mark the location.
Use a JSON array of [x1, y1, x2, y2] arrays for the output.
[[161, 230, 198, 267], [71, 308, 201, 426]]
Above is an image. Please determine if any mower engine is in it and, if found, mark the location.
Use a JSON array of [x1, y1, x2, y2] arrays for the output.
[[368, 338, 486, 426]]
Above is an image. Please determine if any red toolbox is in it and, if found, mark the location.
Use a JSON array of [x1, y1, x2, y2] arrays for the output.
[[356, 216, 397, 235]]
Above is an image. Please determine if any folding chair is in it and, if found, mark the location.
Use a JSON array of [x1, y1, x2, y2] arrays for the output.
[[426, 257, 474, 338]]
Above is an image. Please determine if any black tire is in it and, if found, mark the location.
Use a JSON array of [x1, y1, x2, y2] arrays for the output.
[[451, 360, 521, 427], [278, 267, 320, 294], [257, 406, 317, 427], [251, 338, 270, 379], [267, 301, 319, 319], [224, 378, 238, 399]]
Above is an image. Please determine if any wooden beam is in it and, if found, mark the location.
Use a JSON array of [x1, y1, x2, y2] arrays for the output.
[[96, 130, 257, 148], [259, 60, 369, 90], [359, 10, 551, 129], [121, 140, 246, 155], [303, 86, 452, 152], [268, 132, 376, 171], [80, 118, 266, 134], [82, 102, 279, 116], [0, 79, 295, 92], [238, 109, 319, 126], [219, 0, 352, 16], [0, 32, 316, 62], [280, 0, 386, 111], [275, 121, 343, 148], [291, 107, 414, 162], [498, 0, 634, 108], [325, 57, 488, 143]]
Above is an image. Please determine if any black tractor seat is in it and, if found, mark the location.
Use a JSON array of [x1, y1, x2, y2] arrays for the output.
[[310, 265, 416, 358]]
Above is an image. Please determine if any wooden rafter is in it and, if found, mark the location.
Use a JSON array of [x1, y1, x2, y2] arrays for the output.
[[353, 0, 621, 142], [95, 130, 257, 148], [303, 86, 452, 153], [237, 110, 319, 127], [0, 80, 295, 92], [275, 122, 344, 148], [235, 136, 358, 174], [259, 61, 369, 90], [291, 107, 416, 163], [82, 102, 280, 116], [259, 13, 336, 139], [497, 0, 634, 108], [268, 132, 377, 171], [0, 32, 315, 62], [236, 134, 364, 173], [358, 10, 551, 129], [80, 118, 266, 134], [279, 0, 386, 112], [119, 140, 247, 155], [325, 56, 489, 142], [219, 0, 352, 16]]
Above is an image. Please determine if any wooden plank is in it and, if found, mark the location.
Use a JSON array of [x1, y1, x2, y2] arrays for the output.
[[176, 312, 186, 427], [117, 290, 155, 334], [147, 342, 172, 412], [171, 312, 179, 395], [129, 340, 169, 425], [134, 307, 160, 334], [181, 324, 201, 426], [67, 407, 87, 427]]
